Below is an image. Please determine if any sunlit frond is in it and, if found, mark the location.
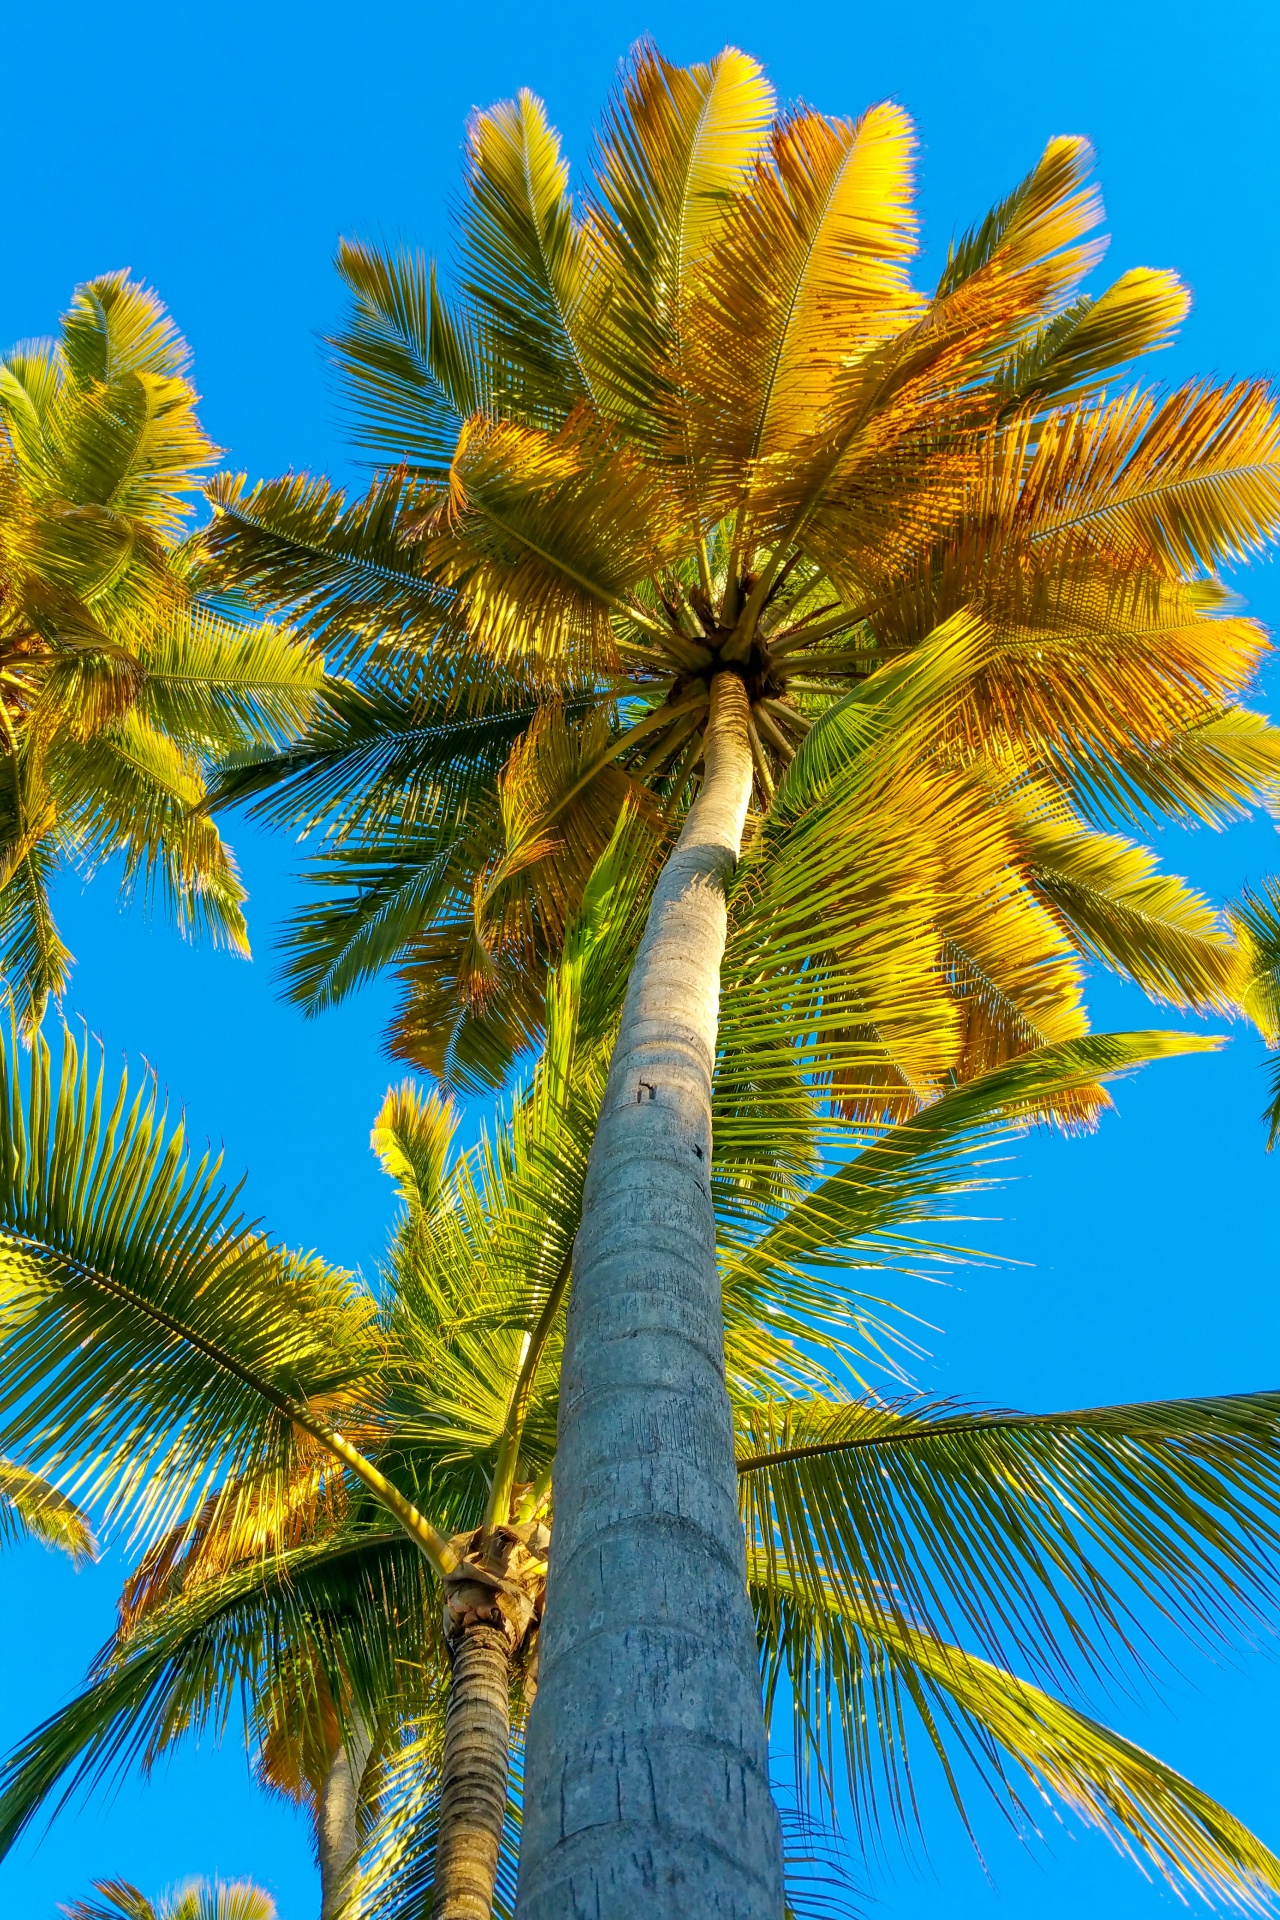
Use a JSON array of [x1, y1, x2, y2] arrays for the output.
[[0, 1456, 95, 1562], [997, 267, 1189, 411], [459, 89, 593, 427], [587, 40, 773, 459], [739, 1386, 1280, 1691], [0, 1020, 379, 1551], [753, 1565, 1280, 1912]]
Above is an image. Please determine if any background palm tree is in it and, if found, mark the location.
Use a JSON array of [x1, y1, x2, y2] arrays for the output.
[[1, 845, 1280, 1916], [63, 1877, 275, 1920], [0, 272, 324, 1024], [196, 45, 1280, 1912]]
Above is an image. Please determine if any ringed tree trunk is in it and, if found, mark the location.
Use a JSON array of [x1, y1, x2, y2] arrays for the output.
[[434, 1525, 546, 1920], [434, 1625, 516, 1920], [517, 671, 786, 1919], [317, 1719, 374, 1920]]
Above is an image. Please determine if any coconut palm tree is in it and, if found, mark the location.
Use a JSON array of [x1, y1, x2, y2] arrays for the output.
[[0, 272, 323, 1024], [197, 45, 1280, 1912], [3, 842, 1280, 1917], [64, 1878, 275, 1920]]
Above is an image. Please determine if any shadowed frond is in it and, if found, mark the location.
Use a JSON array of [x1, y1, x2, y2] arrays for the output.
[[332, 241, 477, 474], [201, 471, 454, 667]]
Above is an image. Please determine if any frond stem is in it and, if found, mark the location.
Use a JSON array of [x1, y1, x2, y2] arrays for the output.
[[11, 1239, 458, 1576], [483, 1246, 574, 1539]]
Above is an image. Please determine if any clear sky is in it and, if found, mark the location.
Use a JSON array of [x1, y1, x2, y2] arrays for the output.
[[3, 0, 1279, 1914]]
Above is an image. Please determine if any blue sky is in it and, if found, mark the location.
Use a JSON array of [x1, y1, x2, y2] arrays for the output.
[[3, 0, 1280, 1912]]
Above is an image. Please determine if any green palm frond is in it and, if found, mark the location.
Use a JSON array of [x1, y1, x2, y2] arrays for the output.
[[53, 716, 250, 953], [0, 276, 317, 1021], [1017, 805, 1239, 1013], [2, 272, 216, 546], [1231, 877, 1280, 1144], [207, 662, 553, 833], [0, 1523, 431, 1855], [65, 1879, 276, 1920], [129, 600, 327, 755], [718, 1028, 1218, 1406], [0, 1018, 379, 1550], [458, 89, 593, 428], [355, 1720, 520, 1920], [201, 472, 455, 667], [738, 1387, 1280, 1690], [753, 1564, 1280, 1911], [332, 240, 476, 474], [0, 827, 72, 1030]]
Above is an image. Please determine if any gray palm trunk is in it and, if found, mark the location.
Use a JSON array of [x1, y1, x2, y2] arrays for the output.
[[517, 670, 785, 1918], [317, 1723, 373, 1920], [434, 1624, 514, 1920]]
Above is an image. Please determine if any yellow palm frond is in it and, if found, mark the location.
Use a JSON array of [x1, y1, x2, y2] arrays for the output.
[[588, 40, 773, 461], [459, 89, 595, 427], [683, 97, 920, 508], [425, 407, 688, 674]]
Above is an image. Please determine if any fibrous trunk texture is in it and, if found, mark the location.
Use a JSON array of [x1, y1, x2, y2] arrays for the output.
[[433, 1623, 513, 1920], [517, 671, 785, 1918], [318, 1723, 373, 1920]]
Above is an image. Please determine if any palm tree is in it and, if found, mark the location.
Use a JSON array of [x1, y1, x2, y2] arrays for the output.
[[0, 272, 323, 1023], [2, 847, 1280, 1917], [63, 1877, 275, 1920], [197, 44, 1280, 1912]]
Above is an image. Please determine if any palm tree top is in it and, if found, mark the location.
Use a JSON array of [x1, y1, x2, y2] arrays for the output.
[[63, 1877, 275, 1920], [203, 43, 1280, 1100]]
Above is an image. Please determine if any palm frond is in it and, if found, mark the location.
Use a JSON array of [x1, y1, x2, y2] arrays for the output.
[[587, 39, 773, 455], [0, 1455, 94, 1561], [754, 1564, 1280, 1912], [332, 240, 477, 474], [997, 267, 1189, 410], [739, 1386, 1280, 1691], [0, 1525, 433, 1856], [0, 1019, 379, 1551], [458, 89, 593, 427], [200, 472, 454, 667], [1231, 878, 1280, 1144]]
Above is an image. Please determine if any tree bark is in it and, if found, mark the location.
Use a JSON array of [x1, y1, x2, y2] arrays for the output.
[[433, 1624, 513, 1920], [517, 670, 785, 1918], [317, 1721, 373, 1920]]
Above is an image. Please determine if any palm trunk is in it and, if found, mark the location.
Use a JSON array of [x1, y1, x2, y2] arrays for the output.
[[317, 1722, 373, 1920], [433, 1623, 513, 1920], [517, 670, 785, 1918]]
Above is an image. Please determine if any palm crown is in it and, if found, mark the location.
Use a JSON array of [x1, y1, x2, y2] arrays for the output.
[[204, 44, 1280, 1105], [64, 1879, 275, 1920]]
